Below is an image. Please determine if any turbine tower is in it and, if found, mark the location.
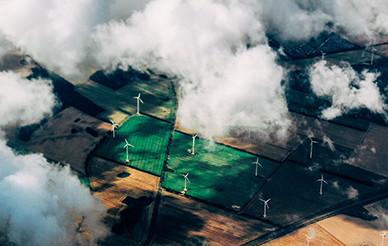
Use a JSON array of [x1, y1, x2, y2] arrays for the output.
[[378, 231, 387, 246], [306, 234, 313, 246], [371, 46, 377, 65], [180, 173, 190, 191], [316, 174, 328, 195], [309, 137, 318, 159], [123, 139, 134, 162], [134, 93, 144, 115], [191, 134, 198, 155], [252, 157, 263, 176], [259, 198, 271, 218], [110, 120, 119, 138]]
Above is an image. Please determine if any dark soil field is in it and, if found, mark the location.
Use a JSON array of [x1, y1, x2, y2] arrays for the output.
[[76, 72, 176, 123], [150, 191, 277, 246], [94, 115, 172, 175], [87, 155, 159, 245], [243, 160, 378, 227], [7, 107, 111, 174], [347, 124, 388, 178]]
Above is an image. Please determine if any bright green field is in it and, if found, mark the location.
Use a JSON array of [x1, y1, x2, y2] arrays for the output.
[[163, 131, 281, 210], [95, 115, 172, 175]]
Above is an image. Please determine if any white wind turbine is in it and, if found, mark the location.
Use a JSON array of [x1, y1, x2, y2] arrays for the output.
[[316, 174, 328, 195], [259, 198, 271, 218], [191, 134, 198, 155], [309, 137, 318, 159], [252, 157, 263, 176], [123, 139, 134, 162], [306, 234, 313, 246], [378, 231, 388, 246], [371, 44, 377, 65], [181, 173, 190, 191], [110, 120, 119, 138], [134, 93, 144, 115]]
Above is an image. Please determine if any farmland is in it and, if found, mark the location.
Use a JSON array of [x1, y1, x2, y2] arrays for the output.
[[163, 131, 281, 210], [94, 115, 172, 176], [75, 72, 176, 123]]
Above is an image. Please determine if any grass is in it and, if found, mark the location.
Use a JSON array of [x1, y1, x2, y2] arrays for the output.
[[94, 115, 172, 176], [163, 131, 281, 210]]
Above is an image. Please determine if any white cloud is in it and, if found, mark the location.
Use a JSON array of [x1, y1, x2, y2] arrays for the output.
[[0, 71, 57, 127], [308, 60, 386, 120], [0, 142, 109, 246], [0, 0, 109, 80], [0, 71, 109, 245], [93, 0, 291, 140]]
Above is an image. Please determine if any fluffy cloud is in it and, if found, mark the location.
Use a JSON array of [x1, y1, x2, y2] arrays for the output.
[[93, 0, 291, 140], [0, 71, 109, 245], [309, 60, 386, 120]]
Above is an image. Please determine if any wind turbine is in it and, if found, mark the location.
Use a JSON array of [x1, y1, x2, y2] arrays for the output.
[[309, 137, 318, 159], [123, 139, 134, 162], [316, 174, 328, 195], [110, 120, 119, 138], [378, 231, 388, 246], [319, 49, 326, 59], [371, 45, 377, 65], [180, 173, 190, 191], [259, 198, 271, 218], [134, 93, 144, 115], [191, 134, 198, 155], [306, 234, 313, 246], [252, 157, 262, 176]]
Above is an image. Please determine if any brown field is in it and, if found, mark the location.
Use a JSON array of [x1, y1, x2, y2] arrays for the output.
[[262, 224, 345, 246], [317, 215, 381, 246], [87, 155, 159, 245], [0, 51, 37, 77], [150, 191, 277, 246], [7, 107, 111, 174]]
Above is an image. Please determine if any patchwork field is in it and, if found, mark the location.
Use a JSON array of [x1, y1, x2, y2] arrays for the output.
[[163, 131, 281, 210], [151, 191, 277, 246], [75, 73, 176, 122], [95, 115, 172, 176], [243, 161, 376, 226]]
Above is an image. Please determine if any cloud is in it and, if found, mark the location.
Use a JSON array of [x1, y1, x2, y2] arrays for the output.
[[93, 0, 291, 140], [0, 71, 57, 127], [0, 71, 109, 245], [260, 0, 388, 41], [0, 146, 109, 246], [0, 0, 110, 80], [308, 60, 386, 120]]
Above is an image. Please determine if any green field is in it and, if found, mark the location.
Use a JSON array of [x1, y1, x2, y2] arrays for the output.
[[163, 131, 281, 210], [95, 115, 172, 175]]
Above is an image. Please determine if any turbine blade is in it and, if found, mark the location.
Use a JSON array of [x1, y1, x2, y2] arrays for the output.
[[323, 179, 328, 185], [266, 203, 269, 209], [110, 119, 114, 124], [139, 98, 144, 104], [125, 139, 129, 144]]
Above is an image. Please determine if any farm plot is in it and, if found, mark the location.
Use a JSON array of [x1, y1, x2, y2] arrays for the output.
[[75, 74, 176, 122], [243, 161, 375, 227], [163, 131, 281, 210], [95, 115, 172, 176]]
